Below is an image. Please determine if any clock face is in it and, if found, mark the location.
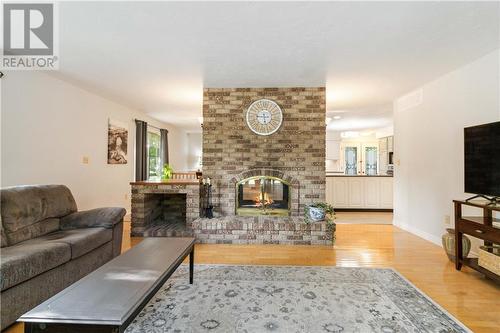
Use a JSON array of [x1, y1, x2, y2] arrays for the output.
[[246, 99, 283, 136]]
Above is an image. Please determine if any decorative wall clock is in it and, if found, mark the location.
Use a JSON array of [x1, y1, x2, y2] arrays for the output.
[[245, 99, 283, 136]]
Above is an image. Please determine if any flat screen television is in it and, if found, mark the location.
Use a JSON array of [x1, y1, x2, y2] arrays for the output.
[[464, 121, 500, 199]]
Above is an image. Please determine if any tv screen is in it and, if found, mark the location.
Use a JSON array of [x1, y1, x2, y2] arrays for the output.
[[464, 121, 500, 197]]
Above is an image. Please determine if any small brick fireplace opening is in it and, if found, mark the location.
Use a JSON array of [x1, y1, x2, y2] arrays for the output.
[[142, 193, 193, 237]]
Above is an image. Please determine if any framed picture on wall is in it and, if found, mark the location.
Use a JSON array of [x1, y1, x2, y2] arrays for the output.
[[107, 118, 128, 164]]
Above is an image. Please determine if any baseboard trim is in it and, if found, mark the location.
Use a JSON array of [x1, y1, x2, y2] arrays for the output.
[[335, 208, 393, 212], [393, 220, 442, 247]]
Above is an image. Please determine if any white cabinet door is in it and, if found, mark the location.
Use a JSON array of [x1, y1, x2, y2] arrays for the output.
[[387, 136, 394, 152], [364, 177, 380, 208], [379, 153, 388, 175], [379, 138, 388, 153], [326, 140, 340, 160], [332, 177, 349, 207], [361, 143, 379, 175], [379, 177, 394, 208], [348, 178, 364, 207], [340, 143, 361, 175], [325, 177, 335, 206]]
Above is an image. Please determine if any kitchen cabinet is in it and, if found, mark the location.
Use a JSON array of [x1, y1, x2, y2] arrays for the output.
[[340, 142, 379, 175], [387, 136, 394, 152], [378, 136, 394, 175], [326, 176, 393, 209], [379, 137, 388, 153], [364, 177, 380, 208], [347, 177, 364, 207], [379, 177, 394, 207], [326, 140, 341, 160], [327, 176, 348, 207]]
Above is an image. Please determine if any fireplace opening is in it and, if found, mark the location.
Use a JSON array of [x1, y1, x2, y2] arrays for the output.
[[236, 176, 290, 216], [142, 193, 194, 237]]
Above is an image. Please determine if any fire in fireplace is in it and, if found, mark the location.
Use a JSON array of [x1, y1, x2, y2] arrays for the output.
[[236, 176, 290, 216]]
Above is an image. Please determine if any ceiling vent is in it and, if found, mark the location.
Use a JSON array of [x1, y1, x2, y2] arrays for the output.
[[396, 89, 423, 111]]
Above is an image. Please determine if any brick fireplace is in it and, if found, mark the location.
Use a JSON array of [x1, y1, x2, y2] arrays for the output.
[[192, 87, 332, 245], [130, 180, 201, 237], [202, 87, 326, 215]]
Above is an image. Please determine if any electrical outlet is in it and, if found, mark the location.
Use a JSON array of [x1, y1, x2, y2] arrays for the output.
[[82, 156, 89, 164], [444, 215, 451, 226], [124, 193, 128, 200]]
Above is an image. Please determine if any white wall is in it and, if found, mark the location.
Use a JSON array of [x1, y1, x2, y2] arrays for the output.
[[186, 132, 202, 171], [393, 49, 500, 246], [1, 71, 187, 212]]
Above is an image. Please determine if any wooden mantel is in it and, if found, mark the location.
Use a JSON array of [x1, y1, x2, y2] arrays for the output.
[[130, 179, 201, 186]]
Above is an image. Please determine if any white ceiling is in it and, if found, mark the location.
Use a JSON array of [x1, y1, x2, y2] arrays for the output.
[[56, 1, 500, 132]]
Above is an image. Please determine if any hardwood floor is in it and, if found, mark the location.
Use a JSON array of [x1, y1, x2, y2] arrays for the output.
[[5, 215, 500, 333], [334, 211, 393, 225]]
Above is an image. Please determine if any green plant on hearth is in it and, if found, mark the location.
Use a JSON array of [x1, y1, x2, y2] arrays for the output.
[[161, 163, 173, 180], [304, 202, 336, 226]]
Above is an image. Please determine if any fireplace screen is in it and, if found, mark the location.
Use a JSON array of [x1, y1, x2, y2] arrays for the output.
[[236, 176, 290, 216]]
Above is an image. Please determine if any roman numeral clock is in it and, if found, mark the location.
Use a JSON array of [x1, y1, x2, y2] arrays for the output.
[[245, 99, 283, 136]]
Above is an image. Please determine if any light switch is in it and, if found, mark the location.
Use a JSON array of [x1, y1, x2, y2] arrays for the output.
[[82, 156, 89, 164]]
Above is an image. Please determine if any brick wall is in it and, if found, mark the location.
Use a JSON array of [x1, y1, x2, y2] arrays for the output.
[[202, 87, 326, 216]]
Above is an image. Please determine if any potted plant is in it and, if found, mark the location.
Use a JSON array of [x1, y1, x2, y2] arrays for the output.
[[304, 202, 336, 226], [161, 163, 173, 180]]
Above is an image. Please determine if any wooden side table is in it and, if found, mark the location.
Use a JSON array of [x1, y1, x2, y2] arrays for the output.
[[453, 200, 500, 283]]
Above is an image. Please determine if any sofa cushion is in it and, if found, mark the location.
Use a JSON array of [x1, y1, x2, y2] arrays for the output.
[[0, 227, 7, 248], [26, 228, 113, 259], [0, 241, 71, 291], [0, 217, 7, 248], [1, 185, 77, 245], [4, 218, 60, 246], [60, 207, 126, 230]]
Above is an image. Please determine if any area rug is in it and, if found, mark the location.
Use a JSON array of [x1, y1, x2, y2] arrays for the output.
[[125, 265, 470, 333]]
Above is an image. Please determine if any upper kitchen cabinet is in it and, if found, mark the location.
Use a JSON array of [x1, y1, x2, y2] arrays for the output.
[[378, 136, 394, 175], [340, 141, 379, 175], [326, 131, 341, 161], [326, 140, 341, 160], [387, 136, 394, 152]]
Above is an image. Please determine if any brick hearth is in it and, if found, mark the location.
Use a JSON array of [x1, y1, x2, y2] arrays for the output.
[[192, 216, 334, 245]]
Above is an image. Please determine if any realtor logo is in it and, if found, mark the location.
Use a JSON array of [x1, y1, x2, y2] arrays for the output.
[[2, 2, 58, 69]]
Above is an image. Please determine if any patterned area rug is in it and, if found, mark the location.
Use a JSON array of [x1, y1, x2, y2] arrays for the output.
[[125, 265, 470, 333]]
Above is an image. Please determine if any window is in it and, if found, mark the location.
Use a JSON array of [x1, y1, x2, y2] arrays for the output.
[[147, 130, 161, 180]]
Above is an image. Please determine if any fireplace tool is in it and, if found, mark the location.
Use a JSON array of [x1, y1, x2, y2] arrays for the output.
[[202, 178, 214, 218]]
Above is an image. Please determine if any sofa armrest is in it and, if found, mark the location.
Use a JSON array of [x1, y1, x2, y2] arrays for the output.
[[60, 207, 126, 230]]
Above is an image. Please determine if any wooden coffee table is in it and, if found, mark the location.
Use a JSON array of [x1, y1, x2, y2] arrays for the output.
[[19, 237, 195, 333]]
